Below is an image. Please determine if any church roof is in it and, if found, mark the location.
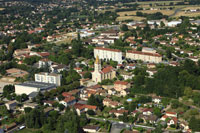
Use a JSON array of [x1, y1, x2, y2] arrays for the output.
[[101, 66, 113, 73]]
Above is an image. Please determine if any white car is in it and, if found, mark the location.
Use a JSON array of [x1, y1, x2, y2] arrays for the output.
[[18, 125, 25, 130]]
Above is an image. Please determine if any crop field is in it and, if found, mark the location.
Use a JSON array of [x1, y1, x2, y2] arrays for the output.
[[116, 16, 145, 21], [117, 10, 174, 16]]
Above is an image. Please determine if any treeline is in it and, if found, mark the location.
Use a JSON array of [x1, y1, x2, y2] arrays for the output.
[[136, 11, 168, 20], [23, 108, 88, 132]]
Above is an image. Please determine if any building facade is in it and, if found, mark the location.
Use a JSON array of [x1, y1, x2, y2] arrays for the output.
[[126, 50, 162, 63], [35, 72, 62, 86], [92, 56, 116, 83], [15, 81, 56, 95], [94, 47, 123, 63]]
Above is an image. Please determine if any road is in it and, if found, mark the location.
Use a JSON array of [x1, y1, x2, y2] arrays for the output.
[[169, 7, 184, 18], [6, 124, 25, 133], [88, 116, 155, 132]]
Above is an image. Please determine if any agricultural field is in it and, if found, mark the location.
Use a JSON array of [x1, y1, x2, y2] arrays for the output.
[[116, 16, 145, 21], [117, 10, 175, 16]]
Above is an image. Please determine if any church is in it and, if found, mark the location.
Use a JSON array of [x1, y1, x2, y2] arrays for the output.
[[92, 56, 116, 83]]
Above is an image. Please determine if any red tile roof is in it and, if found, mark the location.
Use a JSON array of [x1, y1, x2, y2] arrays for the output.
[[127, 50, 162, 57], [37, 52, 50, 57], [62, 92, 72, 97], [110, 109, 128, 114], [166, 111, 177, 115], [114, 81, 129, 85], [95, 47, 121, 52], [102, 66, 113, 73], [63, 96, 76, 103], [74, 103, 97, 110]]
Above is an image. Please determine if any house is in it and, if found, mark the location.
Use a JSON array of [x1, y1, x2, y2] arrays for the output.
[[74, 103, 97, 115], [83, 125, 100, 133], [152, 96, 162, 104], [126, 64, 136, 70], [114, 81, 131, 92], [59, 96, 76, 107], [38, 58, 53, 68], [74, 67, 82, 73], [5, 101, 17, 110], [103, 98, 121, 108], [180, 121, 189, 131], [166, 112, 177, 118], [44, 101, 55, 107], [160, 115, 168, 121], [109, 109, 128, 117], [167, 117, 178, 126], [132, 110, 139, 117], [108, 88, 116, 95], [138, 114, 158, 124], [142, 108, 153, 116], [50, 64, 67, 73], [120, 89, 130, 97], [23, 103, 38, 110], [121, 72, 134, 80]]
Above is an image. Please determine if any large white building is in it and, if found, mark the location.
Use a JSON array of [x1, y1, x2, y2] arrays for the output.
[[35, 72, 62, 86], [126, 50, 162, 63], [15, 81, 56, 95], [94, 47, 123, 63]]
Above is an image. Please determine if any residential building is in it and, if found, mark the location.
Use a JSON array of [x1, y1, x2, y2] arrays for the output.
[[166, 112, 177, 117], [126, 50, 162, 63], [94, 47, 123, 63], [152, 96, 162, 104], [103, 98, 121, 108], [92, 56, 116, 83], [114, 81, 131, 92], [109, 109, 128, 117], [59, 96, 76, 107], [5, 101, 17, 110], [35, 72, 62, 86], [83, 125, 100, 133], [74, 103, 97, 116], [15, 81, 56, 95], [38, 58, 53, 68], [120, 89, 130, 97]]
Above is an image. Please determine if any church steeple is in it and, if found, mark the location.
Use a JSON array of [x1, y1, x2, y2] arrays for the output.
[[95, 56, 101, 71], [95, 55, 100, 64]]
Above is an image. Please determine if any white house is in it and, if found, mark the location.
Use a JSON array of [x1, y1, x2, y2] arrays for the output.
[[5, 101, 17, 110]]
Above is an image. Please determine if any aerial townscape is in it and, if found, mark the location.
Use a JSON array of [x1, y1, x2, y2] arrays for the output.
[[0, 0, 200, 132]]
